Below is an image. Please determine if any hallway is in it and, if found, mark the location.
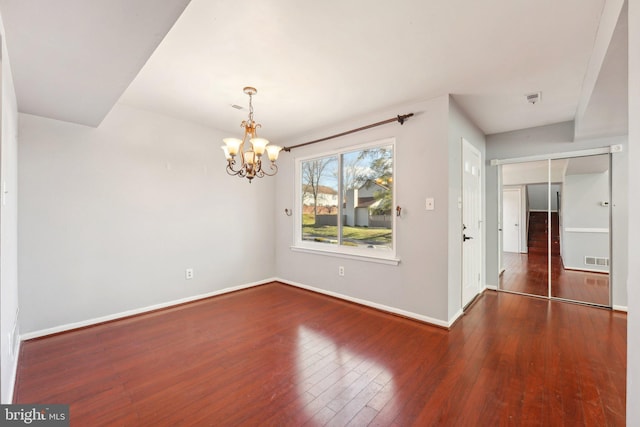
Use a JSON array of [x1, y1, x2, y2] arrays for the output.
[[500, 252, 610, 306]]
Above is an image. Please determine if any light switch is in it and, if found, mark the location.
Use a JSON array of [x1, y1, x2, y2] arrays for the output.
[[425, 198, 435, 210]]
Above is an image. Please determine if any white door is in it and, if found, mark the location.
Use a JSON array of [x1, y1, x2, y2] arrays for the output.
[[502, 188, 521, 253], [462, 139, 482, 308]]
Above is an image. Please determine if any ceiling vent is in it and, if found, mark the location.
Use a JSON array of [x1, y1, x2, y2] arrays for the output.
[[526, 92, 541, 104]]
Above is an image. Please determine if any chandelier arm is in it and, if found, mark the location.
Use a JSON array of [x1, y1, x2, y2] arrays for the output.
[[226, 161, 246, 177], [252, 159, 265, 179], [260, 162, 278, 177]]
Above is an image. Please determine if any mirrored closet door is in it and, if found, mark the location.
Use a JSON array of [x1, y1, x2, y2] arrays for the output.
[[498, 154, 611, 307], [550, 155, 611, 306], [499, 160, 549, 298]]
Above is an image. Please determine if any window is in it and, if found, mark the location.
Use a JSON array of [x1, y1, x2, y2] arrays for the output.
[[294, 139, 398, 264]]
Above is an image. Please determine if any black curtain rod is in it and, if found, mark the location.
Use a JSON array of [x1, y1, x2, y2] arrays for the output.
[[282, 113, 414, 152]]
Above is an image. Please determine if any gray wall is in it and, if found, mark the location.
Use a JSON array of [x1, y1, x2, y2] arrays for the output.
[[447, 97, 486, 319], [0, 15, 20, 403], [485, 123, 628, 309], [527, 183, 560, 211], [18, 104, 277, 335], [275, 95, 485, 325], [275, 96, 452, 324], [627, 0, 639, 420], [562, 172, 610, 272], [563, 173, 610, 227]]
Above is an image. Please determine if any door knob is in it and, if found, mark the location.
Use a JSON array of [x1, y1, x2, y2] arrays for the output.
[[463, 234, 473, 241]]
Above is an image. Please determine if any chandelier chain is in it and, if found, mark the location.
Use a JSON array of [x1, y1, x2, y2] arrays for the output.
[[248, 92, 254, 123]]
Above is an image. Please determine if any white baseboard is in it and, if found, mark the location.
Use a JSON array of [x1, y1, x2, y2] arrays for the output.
[[4, 340, 20, 404], [563, 266, 609, 274], [20, 277, 462, 340], [612, 305, 628, 312], [448, 308, 463, 326], [7, 340, 22, 403], [276, 278, 454, 328], [485, 285, 498, 291], [20, 278, 275, 340]]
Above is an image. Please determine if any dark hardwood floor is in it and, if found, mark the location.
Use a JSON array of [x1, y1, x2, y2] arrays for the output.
[[500, 252, 610, 306], [500, 252, 549, 297], [14, 282, 626, 426]]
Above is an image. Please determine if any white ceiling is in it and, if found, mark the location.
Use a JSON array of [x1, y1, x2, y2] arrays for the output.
[[0, 0, 628, 141], [502, 160, 567, 186], [565, 154, 610, 175], [0, 0, 191, 126], [575, 2, 628, 139]]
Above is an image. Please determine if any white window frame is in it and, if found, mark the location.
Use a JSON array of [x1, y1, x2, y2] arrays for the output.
[[292, 138, 399, 265]]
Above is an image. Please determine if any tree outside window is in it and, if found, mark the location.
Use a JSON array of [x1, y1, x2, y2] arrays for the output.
[[300, 143, 393, 249], [301, 157, 338, 243]]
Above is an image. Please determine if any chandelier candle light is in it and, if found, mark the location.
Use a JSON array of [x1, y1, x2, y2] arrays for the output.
[[222, 87, 282, 182]]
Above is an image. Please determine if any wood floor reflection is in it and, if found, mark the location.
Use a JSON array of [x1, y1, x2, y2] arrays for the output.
[[500, 252, 610, 306], [15, 282, 625, 425]]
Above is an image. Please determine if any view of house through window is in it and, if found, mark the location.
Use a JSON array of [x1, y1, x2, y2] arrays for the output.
[[300, 143, 394, 250]]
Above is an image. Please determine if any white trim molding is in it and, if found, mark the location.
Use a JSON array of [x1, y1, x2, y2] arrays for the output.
[[277, 278, 454, 328], [293, 138, 398, 263], [21, 277, 459, 343], [5, 341, 20, 404], [564, 227, 609, 233], [20, 279, 275, 340], [491, 145, 621, 166], [564, 266, 610, 274], [290, 246, 400, 265]]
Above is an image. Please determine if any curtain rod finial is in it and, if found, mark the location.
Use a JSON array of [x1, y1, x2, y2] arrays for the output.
[[397, 113, 414, 125]]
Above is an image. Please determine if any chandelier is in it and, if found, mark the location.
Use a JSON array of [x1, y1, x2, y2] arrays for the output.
[[221, 87, 282, 182]]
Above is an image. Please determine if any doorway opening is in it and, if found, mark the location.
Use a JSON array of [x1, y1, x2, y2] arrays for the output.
[[498, 154, 611, 307]]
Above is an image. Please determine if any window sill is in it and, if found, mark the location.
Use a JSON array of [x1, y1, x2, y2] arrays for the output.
[[290, 245, 400, 265]]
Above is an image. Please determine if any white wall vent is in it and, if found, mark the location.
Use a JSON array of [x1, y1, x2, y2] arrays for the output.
[[585, 256, 609, 267]]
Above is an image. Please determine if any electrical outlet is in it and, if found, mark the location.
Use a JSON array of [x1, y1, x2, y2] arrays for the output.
[[338, 266, 345, 276], [425, 197, 435, 210], [185, 268, 194, 280]]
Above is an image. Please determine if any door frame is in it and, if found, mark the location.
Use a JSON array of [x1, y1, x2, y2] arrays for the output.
[[461, 138, 483, 309], [491, 146, 618, 308]]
